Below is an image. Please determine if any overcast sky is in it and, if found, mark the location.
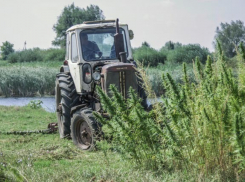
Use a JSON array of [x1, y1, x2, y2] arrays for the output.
[[0, 0, 244, 52]]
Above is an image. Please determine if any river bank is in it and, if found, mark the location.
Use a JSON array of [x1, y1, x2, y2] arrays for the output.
[[0, 96, 56, 112]]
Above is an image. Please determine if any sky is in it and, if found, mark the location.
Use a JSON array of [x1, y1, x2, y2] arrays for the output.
[[0, 0, 245, 52]]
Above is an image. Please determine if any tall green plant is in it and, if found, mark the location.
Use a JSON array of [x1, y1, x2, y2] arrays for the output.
[[96, 42, 245, 179]]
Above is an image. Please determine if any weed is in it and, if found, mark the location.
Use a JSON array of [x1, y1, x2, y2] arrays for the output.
[[95, 43, 245, 180], [28, 100, 43, 109]]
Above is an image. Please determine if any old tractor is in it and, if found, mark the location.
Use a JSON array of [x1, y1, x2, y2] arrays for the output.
[[55, 19, 147, 150]]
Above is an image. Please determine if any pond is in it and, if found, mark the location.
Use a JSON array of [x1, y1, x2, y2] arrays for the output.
[[0, 97, 157, 113], [0, 97, 56, 112]]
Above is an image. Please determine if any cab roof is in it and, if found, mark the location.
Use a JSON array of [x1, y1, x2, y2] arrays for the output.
[[66, 20, 127, 32]]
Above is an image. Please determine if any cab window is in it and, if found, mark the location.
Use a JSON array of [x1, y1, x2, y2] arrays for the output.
[[71, 33, 79, 63], [80, 27, 128, 61]]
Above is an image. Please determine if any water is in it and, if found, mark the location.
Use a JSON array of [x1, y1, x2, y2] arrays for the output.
[[0, 97, 56, 112], [0, 97, 160, 113]]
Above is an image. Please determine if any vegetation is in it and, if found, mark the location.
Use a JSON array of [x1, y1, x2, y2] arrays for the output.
[[7, 48, 65, 63], [52, 3, 105, 48], [145, 62, 194, 96], [0, 105, 193, 181], [94, 43, 245, 181], [0, 41, 14, 60], [164, 43, 210, 64], [214, 20, 245, 58], [133, 42, 210, 67], [133, 45, 167, 66], [0, 65, 57, 97]]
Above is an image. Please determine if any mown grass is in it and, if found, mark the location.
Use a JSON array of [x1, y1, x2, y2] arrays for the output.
[[0, 105, 196, 182]]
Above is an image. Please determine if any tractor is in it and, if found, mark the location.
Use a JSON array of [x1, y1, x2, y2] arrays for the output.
[[55, 19, 147, 150]]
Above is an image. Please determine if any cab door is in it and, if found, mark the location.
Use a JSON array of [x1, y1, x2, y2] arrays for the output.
[[68, 31, 82, 93]]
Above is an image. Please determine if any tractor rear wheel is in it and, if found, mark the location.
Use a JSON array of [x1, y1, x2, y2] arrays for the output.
[[55, 73, 79, 138], [71, 109, 102, 151]]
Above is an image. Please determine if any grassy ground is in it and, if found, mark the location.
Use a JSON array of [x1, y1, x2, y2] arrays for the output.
[[0, 106, 170, 182], [0, 106, 238, 181]]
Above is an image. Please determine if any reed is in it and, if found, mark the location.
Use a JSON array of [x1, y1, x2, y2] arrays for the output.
[[0, 66, 57, 97]]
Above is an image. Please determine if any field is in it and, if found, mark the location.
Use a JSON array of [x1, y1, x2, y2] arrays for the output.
[[0, 105, 193, 182], [1, 44, 245, 181]]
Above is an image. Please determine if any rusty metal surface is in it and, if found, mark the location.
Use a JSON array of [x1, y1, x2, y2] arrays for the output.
[[47, 123, 58, 133], [101, 63, 135, 73]]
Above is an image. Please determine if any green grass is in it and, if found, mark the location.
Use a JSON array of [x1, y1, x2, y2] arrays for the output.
[[0, 106, 229, 181], [0, 106, 166, 181]]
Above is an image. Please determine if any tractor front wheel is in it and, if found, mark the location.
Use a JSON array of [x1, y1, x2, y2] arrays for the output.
[[71, 109, 102, 151]]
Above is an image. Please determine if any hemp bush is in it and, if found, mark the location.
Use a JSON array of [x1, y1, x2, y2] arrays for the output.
[[95, 42, 245, 180]]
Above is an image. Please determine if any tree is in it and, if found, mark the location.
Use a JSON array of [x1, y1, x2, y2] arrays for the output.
[[0, 41, 14, 60], [165, 41, 175, 50], [52, 3, 105, 48], [167, 44, 210, 64], [133, 45, 167, 66], [142, 41, 150, 47], [214, 20, 245, 58]]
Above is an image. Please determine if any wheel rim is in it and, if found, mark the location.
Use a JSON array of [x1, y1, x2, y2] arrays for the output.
[[76, 119, 92, 150]]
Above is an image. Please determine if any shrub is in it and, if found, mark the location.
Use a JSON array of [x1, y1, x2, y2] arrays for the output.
[[165, 44, 210, 64], [8, 48, 42, 63], [0, 41, 14, 60], [133, 46, 167, 67], [42, 48, 66, 62], [7, 48, 65, 63], [95, 43, 245, 179]]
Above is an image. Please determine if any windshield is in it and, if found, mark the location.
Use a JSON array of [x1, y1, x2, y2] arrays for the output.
[[80, 27, 128, 61]]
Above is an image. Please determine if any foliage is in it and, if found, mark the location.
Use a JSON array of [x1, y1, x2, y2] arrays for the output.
[[52, 3, 105, 48], [95, 85, 162, 169], [0, 66, 56, 97], [133, 42, 209, 66], [8, 48, 65, 63], [165, 43, 210, 64], [28, 100, 43, 109], [145, 62, 195, 96], [42, 48, 66, 62], [0, 41, 14, 60], [214, 20, 245, 58], [141, 41, 150, 47], [8, 48, 42, 63], [164, 41, 175, 50], [96, 43, 245, 179], [133, 45, 167, 66]]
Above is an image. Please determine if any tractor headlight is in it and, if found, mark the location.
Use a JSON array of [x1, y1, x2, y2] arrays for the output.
[[82, 64, 92, 84], [92, 72, 101, 81]]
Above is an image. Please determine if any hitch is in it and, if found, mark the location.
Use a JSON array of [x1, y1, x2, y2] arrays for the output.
[[47, 123, 58, 133]]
